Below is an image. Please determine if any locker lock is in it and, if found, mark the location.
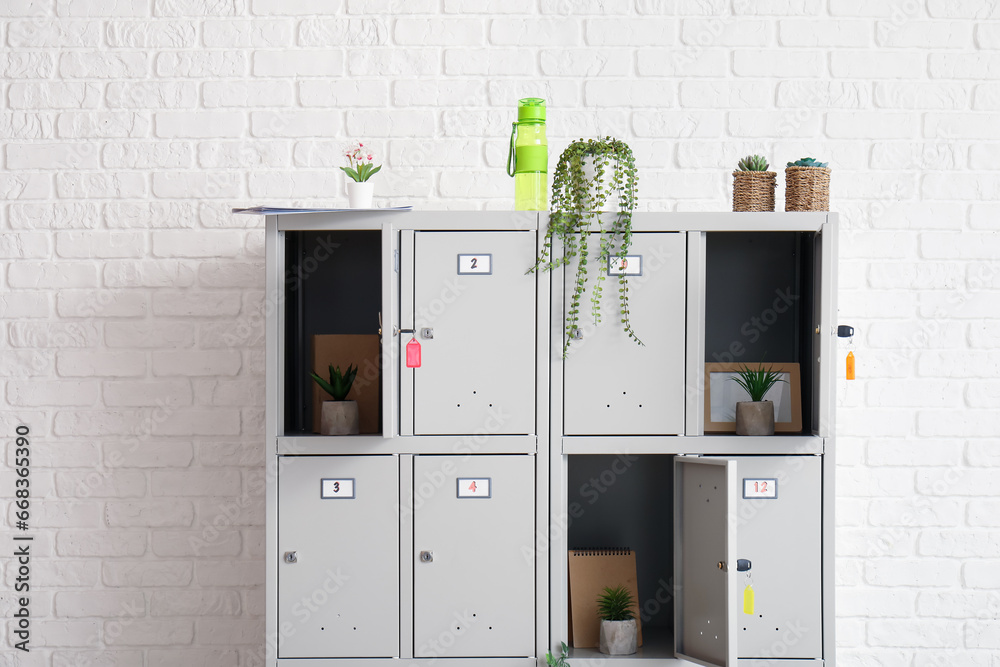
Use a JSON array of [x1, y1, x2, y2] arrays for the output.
[[420, 328, 434, 340], [283, 551, 298, 564], [419, 550, 434, 563]]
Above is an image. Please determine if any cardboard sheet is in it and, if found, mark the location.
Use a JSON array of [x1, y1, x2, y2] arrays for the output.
[[568, 548, 643, 648], [311, 334, 381, 435]]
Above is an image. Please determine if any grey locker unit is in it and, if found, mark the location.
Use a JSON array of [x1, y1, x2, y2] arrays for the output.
[[409, 231, 536, 436], [563, 232, 687, 435], [413, 454, 536, 658], [278, 455, 399, 659], [263, 210, 836, 667]]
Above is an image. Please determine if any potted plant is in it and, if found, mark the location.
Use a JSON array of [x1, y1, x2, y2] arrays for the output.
[[784, 157, 830, 212], [341, 141, 381, 208], [529, 137, 640, 355], [545, 641, 570, 666], [732, 154, 776, 212], [731, 363, 787, 436], [311, 363, 360, 435], [596, 585, 637, 655]]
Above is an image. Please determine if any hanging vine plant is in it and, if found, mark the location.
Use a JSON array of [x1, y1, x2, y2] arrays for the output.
[[529, 136, 640, 355]]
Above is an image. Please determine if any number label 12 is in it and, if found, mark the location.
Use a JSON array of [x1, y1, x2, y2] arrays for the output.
[[742, 478, 777, 499]]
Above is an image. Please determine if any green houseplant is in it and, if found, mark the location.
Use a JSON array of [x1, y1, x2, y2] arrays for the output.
[[341, 141, 381, 208], [545, 641, 570, 667], [784, 156, 830, 212], [311, 363, 360, 435], [596, 585, 637, 655], [731, 362, 786, 436], [732, 154, 776, 212], [529, 137, 640, 355]]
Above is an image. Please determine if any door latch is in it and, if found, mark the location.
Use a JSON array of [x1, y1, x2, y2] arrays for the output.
[[419, 550, 433, 563], [284, 551, 297, 564]]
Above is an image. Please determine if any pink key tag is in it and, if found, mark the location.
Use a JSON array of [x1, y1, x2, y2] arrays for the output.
[[406, 337, 421, 368]]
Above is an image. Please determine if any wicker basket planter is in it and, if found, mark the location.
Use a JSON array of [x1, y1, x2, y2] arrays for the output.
[[785, 166, 831, 212], [732, 171, 776, 212]]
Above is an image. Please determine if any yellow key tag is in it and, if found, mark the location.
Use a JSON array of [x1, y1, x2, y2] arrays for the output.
[[743, 585, 755, 615]]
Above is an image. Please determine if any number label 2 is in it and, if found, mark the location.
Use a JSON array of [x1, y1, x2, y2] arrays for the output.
[[742, 478, 778, 499], [458, 254, 492, 275]]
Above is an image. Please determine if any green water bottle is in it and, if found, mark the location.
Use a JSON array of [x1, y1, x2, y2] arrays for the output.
[[507, 98, 548, 211]]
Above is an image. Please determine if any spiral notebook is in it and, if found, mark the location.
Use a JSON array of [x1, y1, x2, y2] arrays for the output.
[[567, 548, 643, 648]]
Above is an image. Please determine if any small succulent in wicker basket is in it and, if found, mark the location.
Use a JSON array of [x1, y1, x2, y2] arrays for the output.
[[785, 157, 830, 212], [732, 154, 776, 212]]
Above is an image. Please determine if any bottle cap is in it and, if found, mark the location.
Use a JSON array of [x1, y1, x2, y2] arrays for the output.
[[517, 98, 546, 122]]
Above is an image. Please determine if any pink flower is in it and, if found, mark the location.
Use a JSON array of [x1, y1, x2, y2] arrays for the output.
[[367, 154, 373, 161]]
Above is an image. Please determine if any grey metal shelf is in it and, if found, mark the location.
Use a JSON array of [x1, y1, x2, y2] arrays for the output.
[[561, 435, 824, 456]]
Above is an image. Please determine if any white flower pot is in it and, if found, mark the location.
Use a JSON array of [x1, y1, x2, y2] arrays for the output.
[[346, 180, 374, 208], [599, 619, 637, 655], [320, 401, 360, 435]]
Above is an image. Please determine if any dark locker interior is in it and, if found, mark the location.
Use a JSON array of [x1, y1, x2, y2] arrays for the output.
[[283, 230, 382, 434]]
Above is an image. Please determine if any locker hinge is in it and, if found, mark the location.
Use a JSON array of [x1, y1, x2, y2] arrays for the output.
[[393, 249, 400, 273]]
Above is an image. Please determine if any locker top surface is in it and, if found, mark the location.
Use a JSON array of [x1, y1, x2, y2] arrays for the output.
[[269, 210, 835, 233]]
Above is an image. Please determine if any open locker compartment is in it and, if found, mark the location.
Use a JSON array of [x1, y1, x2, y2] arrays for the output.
[[702, 230, 828, 437], [562, 454, 822, 666], [282, 229, 385, 437]]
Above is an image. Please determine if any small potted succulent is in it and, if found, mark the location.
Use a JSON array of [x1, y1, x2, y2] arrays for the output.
[[597, 585, 637, 656], [732, 154, 776, 212], [784, 157, 830, 212], [311, 363, 360, 435], [341, 141, 381, 209], [731, 363, 787, 436], [545, 641, 570, 667]]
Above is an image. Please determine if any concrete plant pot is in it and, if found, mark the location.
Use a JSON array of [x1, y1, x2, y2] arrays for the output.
[[735, 400, 774, 436], [599, 619, 637, 656], [320, 400, 360, 435]]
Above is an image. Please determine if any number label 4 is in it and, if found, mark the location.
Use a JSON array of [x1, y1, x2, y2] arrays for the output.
[[457, 477, 491, 498]]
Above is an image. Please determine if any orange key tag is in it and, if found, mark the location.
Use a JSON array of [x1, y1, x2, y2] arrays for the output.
[[846, 350, 855, 380]]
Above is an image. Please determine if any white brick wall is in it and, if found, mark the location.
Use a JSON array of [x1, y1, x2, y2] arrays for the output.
[[1, 2, 997, 664]]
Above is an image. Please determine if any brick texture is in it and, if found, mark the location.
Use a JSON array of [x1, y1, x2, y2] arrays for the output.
[[0, 3, 995, 664]]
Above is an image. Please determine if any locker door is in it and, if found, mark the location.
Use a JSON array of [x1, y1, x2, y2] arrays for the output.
[[730, 456, 822, 658], [411, 231, 536, 435], [563, 233, 687, 435], [278, 456, 398, 658], [413, 455, 535, 658], [674, 456, 737, 667]]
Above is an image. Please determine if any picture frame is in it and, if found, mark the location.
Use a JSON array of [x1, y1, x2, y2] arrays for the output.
[[704, 362, 802, 433]]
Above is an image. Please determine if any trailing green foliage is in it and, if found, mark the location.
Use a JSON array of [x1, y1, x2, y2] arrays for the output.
[[596, 585, 635, 622], [529, 137, 640, 355], [786, 157, 828, 168], [311, 363, 358, 401], [731, 363, 786, 402], [545, 642, 571, 667], [737, 155, 770, 172]]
